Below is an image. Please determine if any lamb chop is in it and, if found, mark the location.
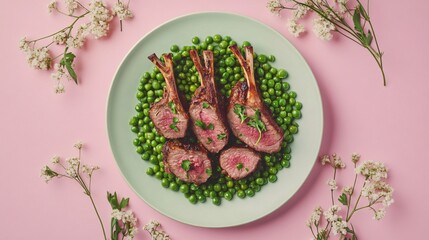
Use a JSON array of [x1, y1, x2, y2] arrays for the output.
[[162, 140, 212, 185], [148, 53, 189, 139], [219, 147, 260, 180], [227, 45, 284, 153], [188, 49, 229, 153]]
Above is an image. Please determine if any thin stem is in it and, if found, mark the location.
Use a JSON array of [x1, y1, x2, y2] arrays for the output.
[[88, 191, 108, 240], [330, 167, 337, 205]]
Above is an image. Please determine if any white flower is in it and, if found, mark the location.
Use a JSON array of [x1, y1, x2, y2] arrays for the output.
[[335, 0, 349, 13], [26, 47, 53, 70], [287, 19, 305, 37], [351, 152, 360, 163], [48, 1, 57, 13], [323, 205, 341, 222], [327, 179, 337, 190], [266, 0, 283, 16], [19, 37, 30, 51], [74, 141, 83, 150], [342, 186, 353, 195], [306, 206, 323, 227], [312, 17, 335, 41], [51, 156, 60, 164], [321, 155, 330, 165], [355, 160, 388, 181], [112, 1, 133, 21], [332, 153, 345, 168], [331, 219, 347, 235], [64, 0, 79, 15], [373, 208, 386, 220], [66, 24, 88, 48], [111, 209, 123, 220], [144, 220, 170, 240], [361, 180, 394, 206], [53, 31, 67, 45], [51, 63, 64, 80], [112, 209, 138, 238], [88, 0, 113, 39], [292, 4, 309, 20], [82, 164, 100, 176], [41, 165, 58, 182], [55, 83, 65, 94]]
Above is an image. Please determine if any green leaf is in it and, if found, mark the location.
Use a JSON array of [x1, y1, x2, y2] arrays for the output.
[[236, 163, 243, 170], [353, 8, 363, 33], [202, 102, 209, 109], [119, 197, 129, 209], [107, 191, 119, 209], [359, 4, 370, 21], [246, 109, 267, 145], [206, 168, 212, 176], [168, 101, 177, 114], [181, 159, 191, 172], [206, 137, 213, 144], [217, 133, 227, 140], [366, 30, 373, 46], [233, 104, 248, 123], [338, 193, 348, 205], [60, 52, 78, 84], [207, 123, 214, 130], [169, 123, 179, 132]]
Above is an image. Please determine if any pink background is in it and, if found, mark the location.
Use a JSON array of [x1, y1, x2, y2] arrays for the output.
[[1, 0, 428, 239]]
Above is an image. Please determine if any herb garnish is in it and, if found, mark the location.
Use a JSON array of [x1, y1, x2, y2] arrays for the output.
[[205, 168, 212, 177], [236, 163, 244, 171], [168, 101, 177, 114], [181, 160, 191, 177], [207, 137, 213, 144], [169, 117, 179, 132], [233, 104, 248, 123], [202, 102, 210, 109], [217, 133, 227, 140], [246, 109, 266, 145], [195, 120, 214, 130]]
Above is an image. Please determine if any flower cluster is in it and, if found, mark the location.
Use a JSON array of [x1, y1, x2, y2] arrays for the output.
[[144, 220, 171, 240], [40, 142, 100, 182], [19, 0, 133, 93], [306, 153, 394, 240], [111, 209, 138, 239], [266, 0, 386, 85]]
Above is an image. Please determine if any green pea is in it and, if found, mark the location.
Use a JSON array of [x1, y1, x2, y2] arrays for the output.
[[245, 189, 255, 197], [170, 44, 179, 52], [292, 109, 302, 119], [146, 167, 154, 176], [188, 195, 197, 204], [289, 125, 298, 134], [256, 178, 264, 186], [257, 54, 267, 63], [224, 191, 233, 201], [268, 55, 276, 62], [295, 101, 303, 110], [155, 171, 163, 180], [180, 184, 189, 194], [198, 195, 207, 203], [212, 197, 221, 206], [192, 36, 200, 44], [237, 190, 246, 198], [242, 41, 251, 47], [277, 69, 289, 79], [225, 57, 235, 66], [219, 40, 229, 49], [161, 178, 170, 188], [268, 175, 278, 183], [213, 34, 222, 42], [205, 36, 213, 44]]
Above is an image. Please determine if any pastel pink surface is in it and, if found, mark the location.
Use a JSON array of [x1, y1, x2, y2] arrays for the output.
[[1, 0, 428, 239]]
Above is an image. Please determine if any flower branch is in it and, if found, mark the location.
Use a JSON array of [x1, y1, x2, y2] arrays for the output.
[[19, 0, 133, 93], [267, 0, 387, 86], [307, 153, 394, 240]]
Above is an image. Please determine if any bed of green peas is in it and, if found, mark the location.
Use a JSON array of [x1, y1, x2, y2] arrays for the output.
[[130, 34, 302, 206]]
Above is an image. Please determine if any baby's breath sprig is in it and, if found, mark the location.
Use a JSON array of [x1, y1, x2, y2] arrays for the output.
[[40, 142, 107, 239], [307, 153, 394, 240], [19, 0, 133, 93], [267, 0, 387, 86]]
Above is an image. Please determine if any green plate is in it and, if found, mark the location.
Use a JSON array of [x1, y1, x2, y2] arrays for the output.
[[107, 12, 323, 228]]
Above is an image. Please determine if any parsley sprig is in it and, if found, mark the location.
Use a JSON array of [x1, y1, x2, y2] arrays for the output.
[[169, 117, 179, 132], [233, 104, 267, 145], [168, 101, 177, 114], [195, 120, 214, 130]]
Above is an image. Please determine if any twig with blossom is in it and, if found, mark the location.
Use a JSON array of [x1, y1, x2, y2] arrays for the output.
[[41, 142, 107, 239], [19, 0, 133, 93], [41, 141, 170, 240], [307, 153, 394, 240], [267, 0, 386, 86]]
